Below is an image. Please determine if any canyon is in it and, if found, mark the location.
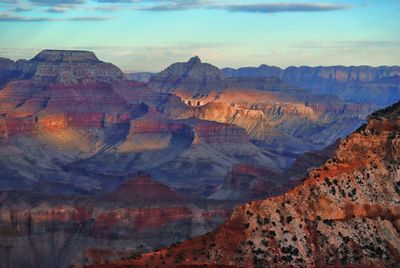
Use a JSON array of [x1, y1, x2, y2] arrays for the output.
[[0, 50, 399, 267], [95, 100, 400, 268]]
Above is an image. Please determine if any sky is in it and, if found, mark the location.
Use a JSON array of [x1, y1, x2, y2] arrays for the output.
[[0, 0, 399, 72]]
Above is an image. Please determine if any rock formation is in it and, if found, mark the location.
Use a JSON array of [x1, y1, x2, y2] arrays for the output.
[[148, 56, 224, 94], [102, 101, 400, 267], [223, 65, 400, 106], [21, 50, 124, 83]]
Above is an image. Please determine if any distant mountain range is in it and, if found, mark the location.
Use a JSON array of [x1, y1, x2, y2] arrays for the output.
[[127, 63, 400, 106], [222, 64, 400, 106]]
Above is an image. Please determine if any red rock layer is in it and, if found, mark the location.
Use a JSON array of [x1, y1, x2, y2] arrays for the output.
[[190, 120, 249, 144], [97, 101, 400, 267], [0, 80, 134, 137]]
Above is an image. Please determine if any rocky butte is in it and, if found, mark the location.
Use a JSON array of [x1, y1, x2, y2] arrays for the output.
[[98, 101, 400, 267]]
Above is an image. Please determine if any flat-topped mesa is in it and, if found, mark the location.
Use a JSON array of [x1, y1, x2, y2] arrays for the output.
[[148, 56, 223, 93], [21, 49, 124, 83], [31, 50, 100, 63]]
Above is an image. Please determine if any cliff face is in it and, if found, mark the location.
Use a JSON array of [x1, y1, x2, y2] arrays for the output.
[[223, 65, 400, 106], [0, 175, 233, 268], [107, 101, 400, 267]]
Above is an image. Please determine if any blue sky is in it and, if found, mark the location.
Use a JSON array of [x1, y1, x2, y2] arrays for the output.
[[0, 0, 399, 72]]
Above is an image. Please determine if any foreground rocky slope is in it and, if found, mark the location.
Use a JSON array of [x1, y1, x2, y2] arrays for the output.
[[102, 101, 400, 267], [223, 65, 400, 106]]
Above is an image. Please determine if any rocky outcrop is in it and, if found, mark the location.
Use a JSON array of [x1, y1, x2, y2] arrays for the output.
[[0, 50, 131, 138], [148, 56, 224, 94], [223, 65, 400, 106], [105, 101, 400, 267]]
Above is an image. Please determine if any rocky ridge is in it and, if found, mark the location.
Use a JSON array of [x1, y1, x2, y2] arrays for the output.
[[223, 65, 400, 105]]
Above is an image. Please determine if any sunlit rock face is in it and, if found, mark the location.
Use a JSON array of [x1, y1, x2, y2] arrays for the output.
[[0, 175, 233, 268], [223, 65, 400, 106], [103, 101, 400, 268], [166, 87, 373, 153]]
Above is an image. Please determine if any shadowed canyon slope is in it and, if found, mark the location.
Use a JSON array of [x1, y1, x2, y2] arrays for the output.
[[98, 101, 400, 268]]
